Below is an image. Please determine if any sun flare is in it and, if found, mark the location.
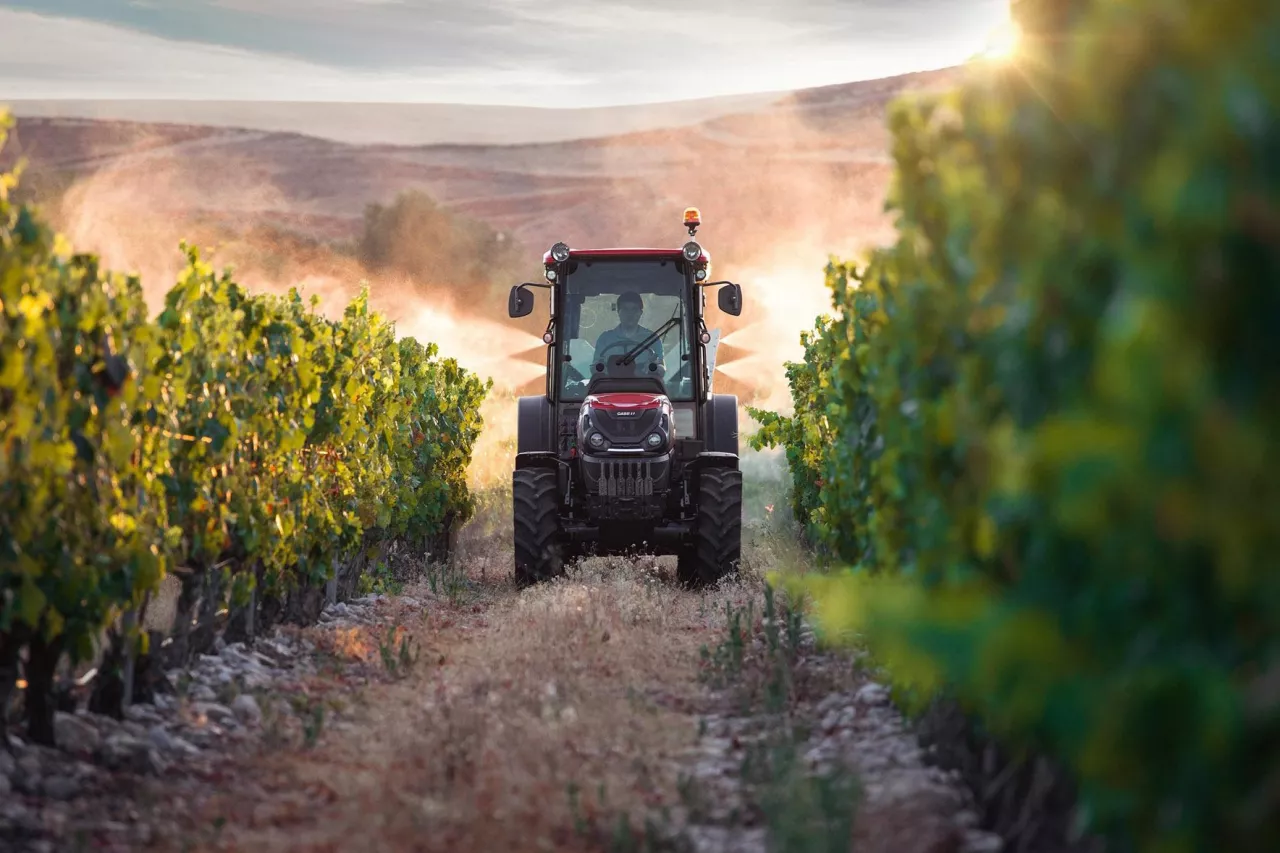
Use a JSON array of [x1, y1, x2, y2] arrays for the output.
[[981, 19, 1022, 60]]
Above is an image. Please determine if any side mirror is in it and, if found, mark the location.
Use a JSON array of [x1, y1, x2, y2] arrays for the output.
[[508, 285, 534, 318], [717, 282, 743, 316]]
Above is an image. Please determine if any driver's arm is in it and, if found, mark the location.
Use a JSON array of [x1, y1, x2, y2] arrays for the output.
[[651, 337, 666, 373]]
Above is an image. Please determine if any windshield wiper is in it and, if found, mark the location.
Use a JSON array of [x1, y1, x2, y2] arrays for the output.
[[620, 317, 680, 366]]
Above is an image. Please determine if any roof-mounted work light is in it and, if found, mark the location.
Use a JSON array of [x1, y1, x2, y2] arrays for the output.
[[550, 242, 571, 263]]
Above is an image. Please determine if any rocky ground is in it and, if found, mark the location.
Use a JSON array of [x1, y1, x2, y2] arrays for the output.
[[1, 530, 1002, 853]]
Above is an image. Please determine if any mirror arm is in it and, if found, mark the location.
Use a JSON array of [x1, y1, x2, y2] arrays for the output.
[[519, 281, 553, 290], [700, 280, 736, 288]]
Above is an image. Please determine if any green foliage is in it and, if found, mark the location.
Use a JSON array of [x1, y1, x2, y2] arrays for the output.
[[755, 2, 1280, 851], [748, 265, 890, 567], [0, 113, 172, 667], [0, 115, 489, 739], [358, 561, 403, 597], [377, 624, 419, 679]]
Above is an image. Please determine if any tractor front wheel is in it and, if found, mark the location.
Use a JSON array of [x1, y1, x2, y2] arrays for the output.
[[513, 468, 564, 587], [678, 467, 742, 589]]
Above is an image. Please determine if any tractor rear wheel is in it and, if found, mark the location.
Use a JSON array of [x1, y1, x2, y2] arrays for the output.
[[513, 468, 564, 587], [677, 467, 742, 588]]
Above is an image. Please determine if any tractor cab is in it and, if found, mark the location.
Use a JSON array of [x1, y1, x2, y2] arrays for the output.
[[509, 208, 742, 407], [506, 209, 744, 588]]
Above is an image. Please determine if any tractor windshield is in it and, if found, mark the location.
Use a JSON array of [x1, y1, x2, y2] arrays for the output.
[[558, 258, 695, 402]]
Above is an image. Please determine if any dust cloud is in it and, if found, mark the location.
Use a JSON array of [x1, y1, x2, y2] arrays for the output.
[[42, 150, 544, 492], [26, 71, 927, 497]]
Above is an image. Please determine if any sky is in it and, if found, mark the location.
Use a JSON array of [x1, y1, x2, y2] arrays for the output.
[[0, 0, 1012, 107]]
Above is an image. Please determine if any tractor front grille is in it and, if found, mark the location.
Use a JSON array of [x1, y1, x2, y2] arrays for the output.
[[597, 460, 655, 498], [594, 408, 660, 442]]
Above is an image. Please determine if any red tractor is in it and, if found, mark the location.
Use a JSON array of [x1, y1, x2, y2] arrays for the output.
[[507, 208, 745, 587]]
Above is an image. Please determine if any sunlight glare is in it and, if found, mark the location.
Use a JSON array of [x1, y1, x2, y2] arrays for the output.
[[981, 18, 1022, 61]]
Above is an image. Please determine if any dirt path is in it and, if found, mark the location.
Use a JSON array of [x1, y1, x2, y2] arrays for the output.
[[3, 533, 999, 853], [155, 557, 758, 852]]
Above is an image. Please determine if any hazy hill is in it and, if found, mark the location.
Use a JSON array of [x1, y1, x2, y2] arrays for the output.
[[0, 66, 960, 402], [1, 68, 955, 254], [1, 91, 782, 147]]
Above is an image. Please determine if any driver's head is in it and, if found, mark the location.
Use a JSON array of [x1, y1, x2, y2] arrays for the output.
[[616, 291, 643, 326]]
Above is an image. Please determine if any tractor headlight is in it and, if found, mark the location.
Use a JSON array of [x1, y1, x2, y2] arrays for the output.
[[645, 432, 664, 449], [682, 241, 702, 262], [695, 268, 707, 281], [545, 268, 557, 282], [551, 242, 571, 263], [588, 432, 606, 449]]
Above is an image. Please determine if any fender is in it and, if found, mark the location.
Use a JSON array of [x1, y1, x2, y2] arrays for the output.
[[514, 451, 569, 503], [514, 451, 561, 472], [686, 451, 739, 472], [516, 395, 555, 454], [703, 393, 739, 456]]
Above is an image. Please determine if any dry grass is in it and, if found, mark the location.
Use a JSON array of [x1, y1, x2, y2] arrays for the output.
[[163, 549, 766, 852]]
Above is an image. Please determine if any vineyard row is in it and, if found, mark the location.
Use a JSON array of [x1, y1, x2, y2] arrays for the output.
[[750, 2, 1279, 852], [0, 114, 490, 746]]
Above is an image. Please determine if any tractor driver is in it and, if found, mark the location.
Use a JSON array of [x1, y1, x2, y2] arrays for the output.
[[593, 291, 665, 372]]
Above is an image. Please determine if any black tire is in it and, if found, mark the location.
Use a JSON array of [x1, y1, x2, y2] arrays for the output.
[[513, 468, 564, 587], [677, 467, 742, 589]]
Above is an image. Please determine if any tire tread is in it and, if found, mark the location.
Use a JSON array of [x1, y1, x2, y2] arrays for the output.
[[678, 467, 742, 588], [513, 468, 563, 587]]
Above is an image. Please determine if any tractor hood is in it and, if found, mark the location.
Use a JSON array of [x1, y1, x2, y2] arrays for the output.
[[578, 392, 674, 455]]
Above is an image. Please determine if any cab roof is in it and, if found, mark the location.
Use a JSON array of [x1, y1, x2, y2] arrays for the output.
[[542, 247, 710, 264]]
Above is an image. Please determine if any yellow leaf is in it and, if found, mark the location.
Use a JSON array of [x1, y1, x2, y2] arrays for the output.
[[0, 353, 23, 389]]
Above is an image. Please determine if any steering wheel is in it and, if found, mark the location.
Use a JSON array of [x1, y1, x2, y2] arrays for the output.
[[593, 339, 662, 377]]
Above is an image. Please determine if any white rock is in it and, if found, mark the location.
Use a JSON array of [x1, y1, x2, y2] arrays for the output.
[[258, 639, 293, 661], [231, 694, 262, 727], [148, 726, 200, 757], [17, 751, 41, 777], [962, 831, 1004, 853], [42, 774, 80, 800], [193, 702, 236, 724], [190, 684, 217, 702], [54, 712, 102, 754], [855, 683, 889, 706], [125, 704, 161, 724], [0, 749, 15, 779], [102, 733, 166, 775]]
